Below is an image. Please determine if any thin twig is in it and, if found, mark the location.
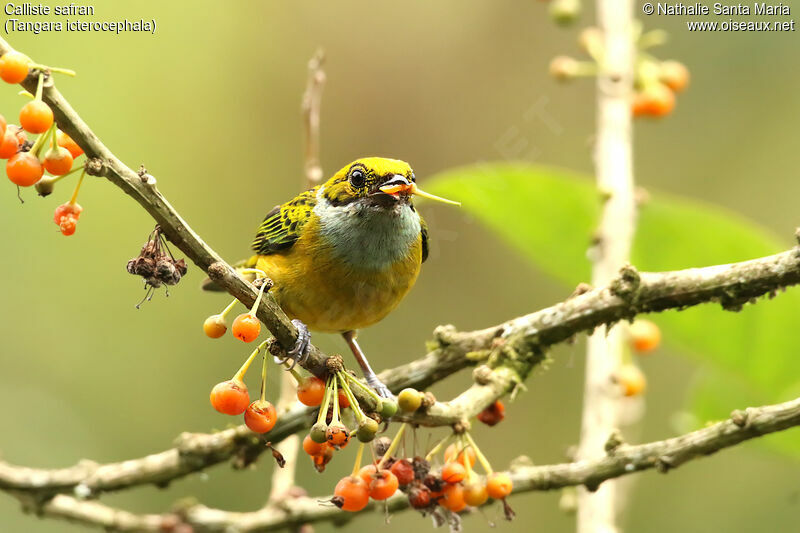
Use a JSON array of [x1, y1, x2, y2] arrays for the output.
[[301, 48, 325, 189]]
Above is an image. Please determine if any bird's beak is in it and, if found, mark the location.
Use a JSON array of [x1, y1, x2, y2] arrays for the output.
[[379, 175, 461, 207]]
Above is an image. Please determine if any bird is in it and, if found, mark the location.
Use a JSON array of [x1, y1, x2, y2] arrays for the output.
[[205, 157, 459, 397]]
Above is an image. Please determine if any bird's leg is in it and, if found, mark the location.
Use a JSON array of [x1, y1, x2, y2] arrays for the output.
[[342, 330, 392, 398], [277, 319, 311, 370]]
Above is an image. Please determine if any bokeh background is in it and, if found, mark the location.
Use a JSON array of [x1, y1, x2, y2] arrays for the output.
[[2, 2, 799, 532]]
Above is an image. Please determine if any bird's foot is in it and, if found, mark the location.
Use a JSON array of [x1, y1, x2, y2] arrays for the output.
[[274, 319, 311, 370], [365, 374, 394, 399]]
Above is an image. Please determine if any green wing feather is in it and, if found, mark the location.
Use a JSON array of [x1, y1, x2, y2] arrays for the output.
[[251, 187, 318, 255]]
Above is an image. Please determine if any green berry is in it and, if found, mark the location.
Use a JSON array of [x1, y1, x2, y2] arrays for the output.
[[310, 422, 328, 444], [356, 418, 380, 442], [378, 398, 398, 418]]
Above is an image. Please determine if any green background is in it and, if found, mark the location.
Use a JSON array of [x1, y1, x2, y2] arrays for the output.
[[2, 2, 799, 532]]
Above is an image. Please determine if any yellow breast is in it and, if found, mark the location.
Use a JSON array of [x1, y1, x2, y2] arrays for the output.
[[255, 217, 423, 333]]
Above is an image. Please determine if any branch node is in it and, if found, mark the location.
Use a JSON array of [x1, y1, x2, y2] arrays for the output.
[[206, 262, 229, 282], [569, 282, 593, 299], [472, 365, 494, 385], [730, 408, 749, 428], [84, 157, 105, 177], [452, 420, 471, 434], [655, 455, 674, 473], [420, 391, 436, 409], [325, 355, 344, 373], [432, 324, 459, 347], [609, 263, 641, 302], [603, 429, 625, 454]]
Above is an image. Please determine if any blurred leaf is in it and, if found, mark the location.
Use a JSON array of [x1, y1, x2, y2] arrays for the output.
[[427, 162, 800, 457]]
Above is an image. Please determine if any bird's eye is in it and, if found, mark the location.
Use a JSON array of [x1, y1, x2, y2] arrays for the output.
[[349, 169, 365, 187]]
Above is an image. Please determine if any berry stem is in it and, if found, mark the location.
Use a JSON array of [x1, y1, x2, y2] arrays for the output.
[[342, 372, 383, 403], [278, 360, 304, 384], [218, 298, 238, 319], [232, 339, 269, 383], [68, 168, 86, 205], [259, 352, 268, 402], [376, 423, 407, 470], [351, 442, 365, 478], [17, 90, 33, 99], [315, 376, 333, 425], [48, 163, 84, 183], [337, 372, 366, 423], [424, 433, 453, 463], [464, 432, 493, 475], [330, 374, 341, 425], [34, 72, 43, 101], [30, 63, 77, 77], [248, 277, 267, 315]]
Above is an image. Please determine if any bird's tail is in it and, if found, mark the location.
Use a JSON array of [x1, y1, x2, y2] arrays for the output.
[[201, 256, 259, 292]]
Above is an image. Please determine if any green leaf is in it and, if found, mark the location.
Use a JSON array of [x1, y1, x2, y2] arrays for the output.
[[427, 162, 800, 457]]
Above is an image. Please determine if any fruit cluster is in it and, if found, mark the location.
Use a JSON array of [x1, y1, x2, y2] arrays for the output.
[[329, 423, 515, 518], [0, 50, 87, 234], [203, 274, 272, 342], [547, 27, 689, 119], [126, 226, 188, 306]]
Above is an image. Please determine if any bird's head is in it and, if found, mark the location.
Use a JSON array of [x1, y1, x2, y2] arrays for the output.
[[320, 157, 460, 209]]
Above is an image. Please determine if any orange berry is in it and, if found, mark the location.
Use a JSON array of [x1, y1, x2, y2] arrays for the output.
[[244, 400, 277, 433], [302, 434, 326, 456], [19, 100, 53, 134], [632, 84, 675, 118], [202, 315, 227, 339], [59, 216, 77, 236], [486, 472, 513, 499], [440, 483, 466, 512], [629, 319, 661, 353], [326, 424, 350, 447], [6, 151, 43, 186], [296, 376, 325, 406], [333, 476, 370, 512], [231, 313, 260, 342], [442, 461, 466, 484], [42, 146, 73, 176], [0, 114, 6, 140], [444, 444, 476, 468], [369, 470, 399, 500], [209, 379, 250, 415], [358, 464, 377, 485], [477, 399, 506, 427], [57, 130, 83, 158], [391, 458, 415, 486], [311, 446, 334, 473], [660, 60, 690, 92], [0, 128, 20, 159], [463, 482, 489, 507], [53, 202, 82, 224], [0, 51, 31, 84], [617, 364, 646, 397], [338, 388, 350, 408]]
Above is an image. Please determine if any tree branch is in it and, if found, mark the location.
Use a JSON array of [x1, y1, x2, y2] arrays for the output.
[[16, 394, 799, 532]]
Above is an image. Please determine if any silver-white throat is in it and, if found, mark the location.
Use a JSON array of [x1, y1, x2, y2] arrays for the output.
[[314, 187, 422, 270]]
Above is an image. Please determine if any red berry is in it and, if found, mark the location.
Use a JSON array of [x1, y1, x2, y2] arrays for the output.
[[477, 400, 506, 427], [244, 400, 277, 433], [296, 376, 325, 406], [6, 151, 43, 186], [303, 434, 326, 456], [231, 313, 260, 342], [338, 388, 351, 408], [42, 146, 73, 176], [369, 470, 399, 500], [0, 114, 6, 140], [632, 84, 675, 118], [326, 424, 350, 447], [440, 483, 466, 512], [442, 461, 466, 484], [660, 60, 690, 92], [0, 128, 20, 159], [617, 364, 647, 397], [486, 473, 513, 499], [333, 476, 370, 512], [311, 446, 334, 473], [390, 458, 415, 486], [57, 130, 83, 158], [209, 379, 250, 415], [53, 202, 82, 224], [19, 100, 53, 134], [59, 216, 77, 236], [409, 486, 432, 509], [0, 51, 31, 84], [358, 464, 378, 485], [444, 444, 476, 468]]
